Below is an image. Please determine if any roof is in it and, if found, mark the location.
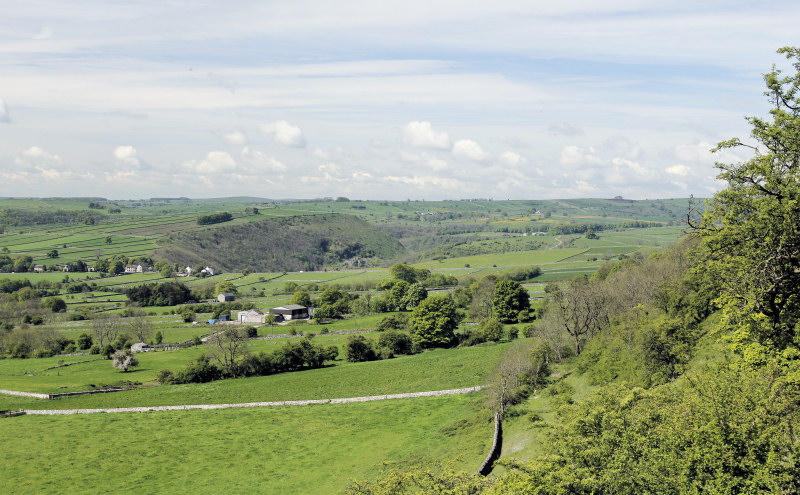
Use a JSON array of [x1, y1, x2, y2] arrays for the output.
[[271, 304, 308, 311]]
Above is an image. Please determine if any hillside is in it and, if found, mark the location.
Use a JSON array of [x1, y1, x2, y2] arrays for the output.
[[154, 213, 405, 272]]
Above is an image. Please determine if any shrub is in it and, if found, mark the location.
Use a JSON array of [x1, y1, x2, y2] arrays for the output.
[[156, 369, 175, 384], [377, 331, 413, 356], [376, 313, 409, 332], [244, 326, 258, 338], [522, 324, 536, 338], [345, 335, 377, 362], [76, 332, 93, 350]]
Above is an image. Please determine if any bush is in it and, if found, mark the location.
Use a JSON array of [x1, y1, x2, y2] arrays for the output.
[[76, 332, 93, 350], [522, 324, 536, 338], [345, 335, 377, 362], [174, 355, 222, 383], [377, 331, 413, 356], [32, 348, 54, 358], [244, 326, 257, 338], [376, 313, 409, 332], [156, 369, 175, 385], [89, 344, 101, 355]]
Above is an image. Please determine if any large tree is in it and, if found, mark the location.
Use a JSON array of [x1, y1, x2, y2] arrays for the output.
[[409, 295, 458, 348], [492, 279, 530, 323], [691, 47, 800, 362]]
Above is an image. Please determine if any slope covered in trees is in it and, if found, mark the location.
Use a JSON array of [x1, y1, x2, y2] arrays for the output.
[[154, 213, 405, 272]]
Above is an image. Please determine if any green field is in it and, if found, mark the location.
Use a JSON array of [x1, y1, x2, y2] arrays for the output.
[[0, 394, 489, 495], [0, 343, 507, 408]]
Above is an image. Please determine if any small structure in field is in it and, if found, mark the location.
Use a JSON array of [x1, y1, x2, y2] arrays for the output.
[[130, 342, 151, 353], [269, 304, 311, 321], [237, 309, 266, 324], [217, 293, 235, 303]]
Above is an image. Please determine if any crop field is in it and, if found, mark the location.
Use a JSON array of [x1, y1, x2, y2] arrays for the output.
[[0, 394, 489, 495]]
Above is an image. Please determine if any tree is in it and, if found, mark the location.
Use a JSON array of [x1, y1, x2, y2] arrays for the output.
[[111, 349, 139, 372], [544, 276, 608, 355], [76, 332, 93, 350], [214, 280, 237, 297], [42, 296, 67, 313], [691, 47, 800, 361], [205, 327, 249, 377], [401, 283, 427, 310], [92, 313, 123, 348], [492, 279, 530, 323], [108, 260, 124, 275], [46, 249, 59, 258], [126, 312, 153, 343], [290, 290, 312, 307], [344, 335, 376, 362], [409, 295, 458, 348], [468, 275, 497, 321]]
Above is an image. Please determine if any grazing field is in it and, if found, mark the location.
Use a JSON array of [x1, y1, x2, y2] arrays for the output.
[[0, 394, 490, 495], [0, 343, 507, 409]]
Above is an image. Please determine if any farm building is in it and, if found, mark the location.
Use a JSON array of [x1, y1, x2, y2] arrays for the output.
[[217, 293, 235, 302], [269, 304, 311, 321], [237, 309, 266, 324], [125, 264, 152, 274], [33, 265, 45, 273], [201, 266, 216, 276]]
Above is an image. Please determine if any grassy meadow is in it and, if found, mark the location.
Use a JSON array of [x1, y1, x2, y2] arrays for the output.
[[1, 394, 489, 495]]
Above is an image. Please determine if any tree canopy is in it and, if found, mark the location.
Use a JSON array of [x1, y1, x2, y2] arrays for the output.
[[691, 46, 800, 363]]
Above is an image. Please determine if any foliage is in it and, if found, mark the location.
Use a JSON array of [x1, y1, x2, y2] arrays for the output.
[[111, 349, 139, 372], [492, 279, 530, 323], [345, 335, 377, 362], [197, 211, 233, 225], [375, 313, 409, 332], [493, 363, 800, 494], [290, 290, 312, 307], [124, 281, 192, 306], [376, 331, 413, 357], [409, 295, 458, 348], [691, 47, 800, 364], [157, 213, 405, 272]]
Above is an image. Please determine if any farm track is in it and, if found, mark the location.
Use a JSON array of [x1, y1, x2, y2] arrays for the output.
[[18, 386, 485, 415]]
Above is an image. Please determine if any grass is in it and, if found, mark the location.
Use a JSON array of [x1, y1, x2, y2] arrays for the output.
[[0, 342, 508, 409], [0, 394, 490, 495]]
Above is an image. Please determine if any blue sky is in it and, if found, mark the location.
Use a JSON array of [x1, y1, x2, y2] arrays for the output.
[[1, 0, 798, 200]]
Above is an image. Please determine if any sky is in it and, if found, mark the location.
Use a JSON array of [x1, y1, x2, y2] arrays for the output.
[[1, 1, 799, 201]]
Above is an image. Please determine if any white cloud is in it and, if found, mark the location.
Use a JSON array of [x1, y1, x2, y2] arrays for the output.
[[611, 157, 649, 176], [15, 146, 63, 169], [241, 147, 287, 173], [384, 175, 463, 190], [182, 151, 237, 174], [0, 98, 10, 123], [559, 145, 603, 167], [499, 151, 525, 166], [113, 145, 143, 169], [402, 121, 450, 149], [452, 139, 490, 162], [666, 164, 691, 176], [261, 120, 306, 148], [427, 158, 448, 171], [223, 131, 248, 147]]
